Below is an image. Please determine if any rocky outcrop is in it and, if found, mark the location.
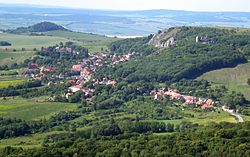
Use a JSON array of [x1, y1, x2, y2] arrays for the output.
[[148, 28, 180, 48]]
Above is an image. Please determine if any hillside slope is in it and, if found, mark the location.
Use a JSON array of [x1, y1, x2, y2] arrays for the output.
[[106, 27, 250, 83]]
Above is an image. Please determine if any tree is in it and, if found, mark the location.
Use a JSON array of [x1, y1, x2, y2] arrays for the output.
[[166, 123, 174, 132], [222, 91, 247, 110]]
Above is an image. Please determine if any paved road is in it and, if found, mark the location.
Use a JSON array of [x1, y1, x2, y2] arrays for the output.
[[222, 106, 244, 123]]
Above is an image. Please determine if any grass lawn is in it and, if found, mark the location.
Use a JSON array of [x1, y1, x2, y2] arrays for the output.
[[198, 62, 250, 100], [0, 97, 77, 121], [0, 32, 69, 50], [0, 131, 66, 149]]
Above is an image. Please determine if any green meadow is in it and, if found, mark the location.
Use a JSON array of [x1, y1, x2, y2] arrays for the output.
[[0, 76, 26, 88], [0, 32, 69, 50], [198, 62, 250, 100], [0, 69, 19, 76], [151, 110, 237, 125], [0, 131, 66, 149], [0, 97, 77, 121], [0, 51, 35, 66]]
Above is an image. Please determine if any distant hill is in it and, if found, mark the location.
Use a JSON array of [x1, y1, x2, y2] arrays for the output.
[[6, 22, 68, 34]]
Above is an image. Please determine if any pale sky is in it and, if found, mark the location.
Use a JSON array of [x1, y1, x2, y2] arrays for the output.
[[0, 0, 250, 12]]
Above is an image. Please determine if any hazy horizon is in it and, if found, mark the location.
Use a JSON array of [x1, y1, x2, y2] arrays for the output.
[[0, 0, 250, 12]]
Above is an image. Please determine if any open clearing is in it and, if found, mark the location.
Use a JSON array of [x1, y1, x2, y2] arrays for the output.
[[0, 97, 77, 120]]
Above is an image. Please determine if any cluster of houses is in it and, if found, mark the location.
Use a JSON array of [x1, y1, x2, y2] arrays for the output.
[[22, 44, 138, 101], [65, 85, 94, 99], [150, 88, 215, 110], [112, 52, 136, 65], [70, 53, 109, 84], [69, 51, 135, 87], [23, 63, 56, 81], [66, 53, 118, 98]]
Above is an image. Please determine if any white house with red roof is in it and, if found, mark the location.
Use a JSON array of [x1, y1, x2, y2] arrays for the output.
[[71, 64, 82, 71], [69, 85, 84, 93], [68, 85, 94, 96], [28, 63, 39, 69]]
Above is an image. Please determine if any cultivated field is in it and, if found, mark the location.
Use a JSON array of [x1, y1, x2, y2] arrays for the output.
[[0, 32, 69, 50], [0, 131, 66, 149], [0, 97, 77, 120], [0, 69, 19, 76], [0, 76, 26, 88], [0, 51, 35, 66], [198, 62, 250, 100]]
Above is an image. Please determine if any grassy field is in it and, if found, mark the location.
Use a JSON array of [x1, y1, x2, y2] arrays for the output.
[[155, 110, 237, 125], [0, 69, 19, 76], [0, 97, 77, 120], [0, 131, 66, 149], [0, 76, 26, 88], [0, 32, 69, 50], [0, 50, 35, 66], [198, 62, 250, 100]]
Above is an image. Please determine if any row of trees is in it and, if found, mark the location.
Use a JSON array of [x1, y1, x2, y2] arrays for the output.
[[0, 110, 83, 139], [0, 80, 42, 97]]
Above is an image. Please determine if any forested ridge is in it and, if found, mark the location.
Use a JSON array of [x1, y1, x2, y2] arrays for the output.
[[106, 27, 249, 83]]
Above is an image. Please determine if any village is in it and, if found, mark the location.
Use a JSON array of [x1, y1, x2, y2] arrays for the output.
[[150, 88, 216, 110], [22, 45, 137, 101], [20, 44, 219, 111]]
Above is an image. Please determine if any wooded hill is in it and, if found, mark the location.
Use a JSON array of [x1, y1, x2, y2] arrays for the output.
[[5, 22, 68, 34], [105, 27, 250, 83]]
